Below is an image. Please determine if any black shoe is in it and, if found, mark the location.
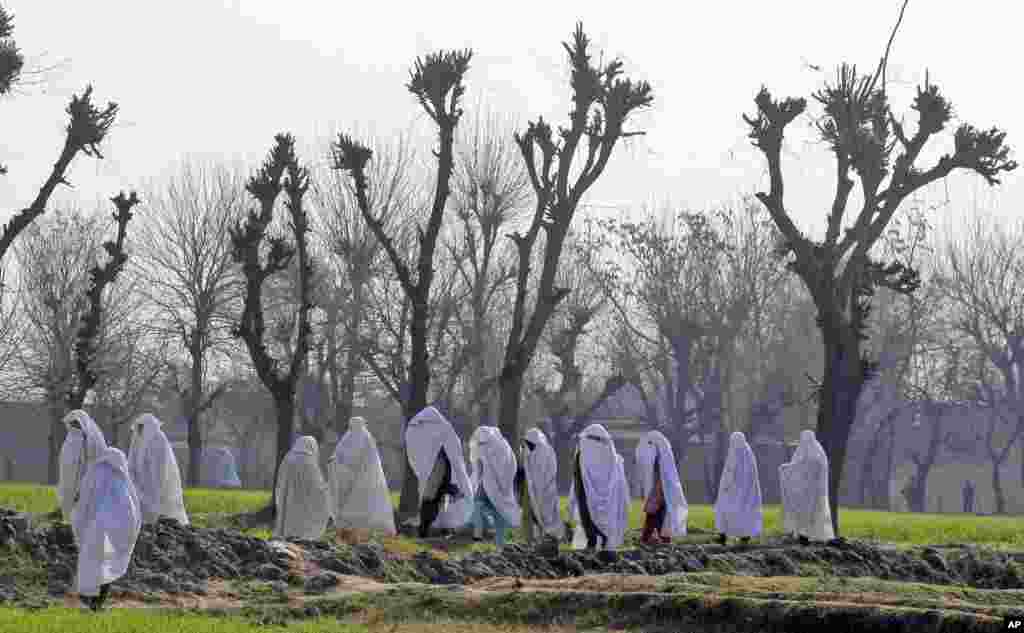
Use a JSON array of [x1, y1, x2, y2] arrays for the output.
[[798, 535, 810, 546], [716, 533, 727, 545]]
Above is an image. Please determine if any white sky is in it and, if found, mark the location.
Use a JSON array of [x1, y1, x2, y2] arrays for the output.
[[1, 0, 1020, 238]]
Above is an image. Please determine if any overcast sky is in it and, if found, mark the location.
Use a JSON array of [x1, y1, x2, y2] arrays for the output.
[[1, 0, 1019, 238]]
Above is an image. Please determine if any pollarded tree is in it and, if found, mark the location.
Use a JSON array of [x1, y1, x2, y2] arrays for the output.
[[497, 23, 653, 450], [742, 11, 1016, 533], [229, 134, 314, 510], [331, 49, 472, 520], [1, 6, 118, 263]]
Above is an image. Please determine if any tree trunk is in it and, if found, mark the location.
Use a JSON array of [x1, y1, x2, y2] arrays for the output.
[[187, 351, 204, 487], [46, 398, 66, 486], [817, 327, 867, 536], [498, 370, 524, 454], [395, 298, 430, 522], [269, 392, 296, 508], [992, 460, 1006, 515]]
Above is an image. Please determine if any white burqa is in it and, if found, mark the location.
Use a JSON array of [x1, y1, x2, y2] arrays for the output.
[[714, 432, 763, 537], [521, 428, 564, 540], [72, 447, 142, 597], [779, 430, 835, 541], [274, 436, 331, 540], [204, 446, 242, 488], [329, 417, 396, 535], [568, 424, 629, 550], [468, 426, 521, 527], [57, 410, 108, 532], [405, 407, 473, 529], [635, 430, 689, 538], [128, 414, 189, 526]]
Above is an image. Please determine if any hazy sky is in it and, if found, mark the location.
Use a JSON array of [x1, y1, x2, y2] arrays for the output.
[[1, 0, 1020, 238]]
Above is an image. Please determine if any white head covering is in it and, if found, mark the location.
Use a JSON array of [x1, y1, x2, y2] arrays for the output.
[[72, 447, 141, 597], [521, 427, 564, 539], [274, 435, 331, 540], [635, 430, 688, 537], [714, 431, 763, 537], [779, 429, 834, 541], [405, 406, 473, 529], [468, 426, 521, 527], [203, 446, 242, 488], [128, 413, 188, 526], [57, 410, 108, 524], [329, 417, 396, 535], [568, 424, 629, 550]]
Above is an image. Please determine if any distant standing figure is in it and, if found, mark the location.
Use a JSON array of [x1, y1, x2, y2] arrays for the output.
[[73, 446, 142, 611], [128, 413, 189, 526], [714, 431, 763, 545], [635, 430, 688, 545], [203, 446, 242, 489], [273, 436, 331, 540], [468, 426, 521, 548], [328, 417, 396, 539], [405, 406, 473, 537], [962, 480, 976, 514], [517, 427, 565, 545], [779, 430, 834, 543], [57, 410, 108, 531]]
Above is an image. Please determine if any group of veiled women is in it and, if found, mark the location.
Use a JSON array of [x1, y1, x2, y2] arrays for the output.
[[404, 407, 834, 551], [56, 404, 835, 612]]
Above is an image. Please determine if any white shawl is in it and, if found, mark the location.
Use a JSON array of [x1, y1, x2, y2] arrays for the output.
[[469, 426, 521, 527], [72, 447, 141, 597], [521, 427, 564, 539], [57, 410, 107, 529], [714, 431, 763, 537], [779, 429, 834, 541], [329, 417, 396, 535], [568, 424, 628, 550], [274, 436, 331, 540], [636, 430, 688, 537], [405, 406, 473, 529], [128, 413, 189, 526]]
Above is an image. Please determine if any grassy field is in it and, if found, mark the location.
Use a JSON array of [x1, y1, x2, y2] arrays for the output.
[[0, 608, 595, 633], [3, 482, 1024, 548]]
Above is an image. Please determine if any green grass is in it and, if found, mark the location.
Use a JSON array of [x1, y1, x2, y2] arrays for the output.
[[4, 482, 1024, 548], [0, 608, 589, 632]]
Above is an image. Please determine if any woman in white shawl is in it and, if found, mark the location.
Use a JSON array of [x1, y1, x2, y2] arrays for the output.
[[468, 426, 520, 547], [567, 424, 629, 550], [779, 429, 834, 543], [72, 446, 142, 611], [405, 406, 473, 538], [636, 430, 688, 545], [517, 427, 564, 544], [57, 410, 108, 529], [328, 417, 396, 539], [203, 446, 242, 488], [273, 436, 331, 540], [714, 431, 763, 545], [127, 413, 188, 526]]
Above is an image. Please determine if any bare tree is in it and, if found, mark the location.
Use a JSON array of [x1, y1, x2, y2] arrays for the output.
[[497, 23, 653, 450], [331, 49, 472, 519], [135, 161, 245, 485], [447, 107, 529, 427], [230, 134, 313, 511], [936, 211, 1024, 513], [311, 136, 416, 435], [1, 4, 117, 260], [741, 3, 1016, 533]]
